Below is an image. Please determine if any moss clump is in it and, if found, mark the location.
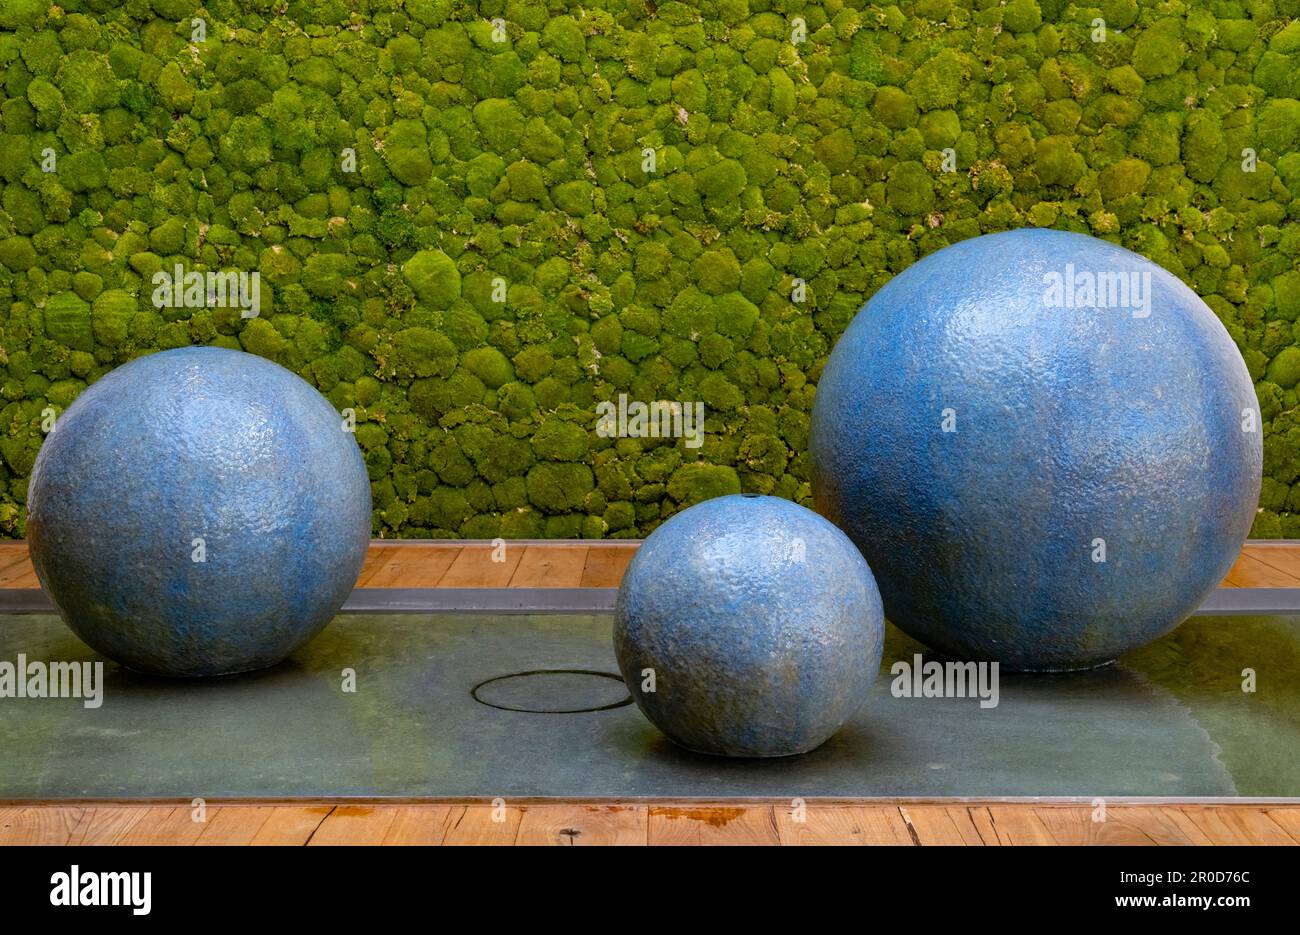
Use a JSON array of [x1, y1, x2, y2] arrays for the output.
[[906, 49, 967, 111], [1098, 159, 1151, 201], [918, 111, 961, 149], [383, 119, 435, 186], [0, 236, 36, 272], [532, 419, 588, 461], [391, 328, 457, 379], [1001, 0, 1042, 34], [1182, 112, 1225, 183], [814, 130, 857, 175], [526, 462, 594, 511], [1258, 100, 1300, 155], [887, 162, 935, 215], [473, 99, 524, 153], [44, 293, 94, 351], [462, 347, 514, 388], [1034, 136, 1085, 188], [61, 151, 108, 192], [667, 463, 741, 505], [541, 17, 586, 63], [1267, 348, 1300, 389], [1132, 18, 1185, 78], [713, 293, 760, 338], [692, 248, 741, 295], [1275, 272, 1300, 322], [695, 159, 747, 204], [873, 86, 917, 130], [0, 0, 45, 29], [402, 250, 461, 307], [90, 291, 134, 348], [156, 62, 193, 112]]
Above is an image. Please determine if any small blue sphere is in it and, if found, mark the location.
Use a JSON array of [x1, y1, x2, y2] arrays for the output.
[[28, 347, 371, 677], [811, 229, 1262, 671], [614, 494, 885, 757]]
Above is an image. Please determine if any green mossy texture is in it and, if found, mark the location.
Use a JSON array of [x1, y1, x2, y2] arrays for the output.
[[1, 1, 1298, 539]]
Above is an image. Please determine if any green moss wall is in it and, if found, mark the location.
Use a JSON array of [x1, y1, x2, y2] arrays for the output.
[[1, 1, 1298, 539]]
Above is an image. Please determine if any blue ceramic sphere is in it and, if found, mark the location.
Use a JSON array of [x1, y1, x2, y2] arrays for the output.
[[811, 229, 1261, 671], [27, 347, 371, 677], [614, 494, 884, 757]]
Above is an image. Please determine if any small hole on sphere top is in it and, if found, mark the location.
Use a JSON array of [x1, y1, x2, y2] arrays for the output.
[[741, 493, 760, 498]]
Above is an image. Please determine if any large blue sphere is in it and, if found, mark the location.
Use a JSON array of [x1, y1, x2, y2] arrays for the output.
[[614, 494, 884, 757], [27, 347, 371, 677], [811, 229, 1261, 671]]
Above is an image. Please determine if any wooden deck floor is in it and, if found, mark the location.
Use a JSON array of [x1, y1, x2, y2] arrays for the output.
[[2, 802, 1298, 846], [2, 538, 1298, 846], [4, 539, 1300, 591]]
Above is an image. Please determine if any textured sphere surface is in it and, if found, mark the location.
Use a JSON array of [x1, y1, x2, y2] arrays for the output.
[[811, 229, 1262, 671], [28, 346, 371, 677], [614, 494, 884, 757]]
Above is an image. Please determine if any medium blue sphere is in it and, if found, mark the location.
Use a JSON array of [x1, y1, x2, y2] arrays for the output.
[[27, 346, 371, 677], [811, 229, 1261, 671], [614, 494, 884, 757]]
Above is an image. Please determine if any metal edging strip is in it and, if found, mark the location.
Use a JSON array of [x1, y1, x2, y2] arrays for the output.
[[340, 587, 619, 614], [0, 587, 621, 615], [1191, 587, 1300, 616], [1, 585, 1299, 616]]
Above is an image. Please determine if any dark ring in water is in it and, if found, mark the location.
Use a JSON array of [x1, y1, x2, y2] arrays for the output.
[[470, 668, 634, 714]]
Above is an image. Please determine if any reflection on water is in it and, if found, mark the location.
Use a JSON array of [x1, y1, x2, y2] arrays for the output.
[[1121, 615, 1300, 796]]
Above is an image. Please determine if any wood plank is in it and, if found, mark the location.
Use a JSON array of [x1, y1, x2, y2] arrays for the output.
[[249, 806, 332, 845], [1241, 545, 1300, 585], [579, 545, 637, 588], [776, 805, 914, 845], [515, 805, 648, 845], [966, 805, 1002, 845], [1222, 552, 1300, 588], [1030, 806, 1189, 845], [900, 805, 989, 845], [1261, 807, 1300, 845], [195, 806, 277, 845], [307, 806, 396, 845], [977, 806, 1057, 845], [1109, 806, 1201, 845], [358, 545, 460, 588], [356, 542, 404, 586], [0, 550, 31, 576], [66, 807, 152, 845], [114, 806, 212, 845], [1159, 806, 1217, 845], [441, 804, 525, 845], [0, 561, 37, 587], [380, 806, 459, 845], [1171, 806, 1297, 845], [438, 544, 524, 587], [0, 806, 85, 845], [509, 545, 589, 588], [648, 806, 780, 845], [1221, 553, 1253, 587]]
